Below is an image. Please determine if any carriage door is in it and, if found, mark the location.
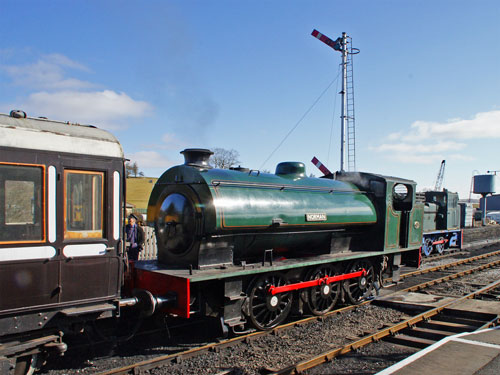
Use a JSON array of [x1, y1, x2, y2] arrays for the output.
[[0, 163, 60, 311], [60, 169, 120, 303]]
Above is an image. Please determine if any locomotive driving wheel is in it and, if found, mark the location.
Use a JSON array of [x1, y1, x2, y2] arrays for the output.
[[247, 273, 293, 330], [344, 260, 375, 304], [422, 238, 434, 257], [306, 265, 340, 316], [435, 237, 445, 254]]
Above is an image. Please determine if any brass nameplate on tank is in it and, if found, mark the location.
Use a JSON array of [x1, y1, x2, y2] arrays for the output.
[[305, 213, 327, 222]]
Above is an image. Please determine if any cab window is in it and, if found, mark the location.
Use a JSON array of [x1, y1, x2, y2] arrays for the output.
[[64, 170, 103, 239], [0, 164, 44, 243]]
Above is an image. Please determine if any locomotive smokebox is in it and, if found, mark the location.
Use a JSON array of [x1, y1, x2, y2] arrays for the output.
[[181, 148, 213, 169]]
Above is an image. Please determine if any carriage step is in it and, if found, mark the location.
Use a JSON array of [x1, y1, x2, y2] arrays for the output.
[[61, 303, 116, 316]]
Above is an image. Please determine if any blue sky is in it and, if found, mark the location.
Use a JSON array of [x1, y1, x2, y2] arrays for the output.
[[2, 0, 500, 198]]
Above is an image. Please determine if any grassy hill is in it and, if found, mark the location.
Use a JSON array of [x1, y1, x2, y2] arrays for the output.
[[126, 177, 158, 212]]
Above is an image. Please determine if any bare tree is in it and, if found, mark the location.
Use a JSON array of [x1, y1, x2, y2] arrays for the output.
[[125, 161, 144, 177], [210, 148, 240, 169]]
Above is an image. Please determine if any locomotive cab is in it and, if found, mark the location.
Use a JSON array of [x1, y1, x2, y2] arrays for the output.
[[333, 171, 423, 253], [421, 190, 462, 256]]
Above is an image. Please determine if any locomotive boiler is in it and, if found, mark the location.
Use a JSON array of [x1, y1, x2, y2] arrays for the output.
[[148, 149, 378, 269]]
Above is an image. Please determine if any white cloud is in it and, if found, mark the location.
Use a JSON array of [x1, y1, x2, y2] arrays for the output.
[[44, 53, 89, 71], [372, 109, 499, 165], [389, 110, 500, 142], [127, 151, 173, 169], [162, 133, 186, 148], [374, 140, 466, 154], [448, 153, 475, 161], [23, 90, 152, 129], [2, 52, 153, 130], [2, 54, 94, 90], [370, 140, 470, 165], [162, 133, 176, 144], [137, 133, 187, 151]]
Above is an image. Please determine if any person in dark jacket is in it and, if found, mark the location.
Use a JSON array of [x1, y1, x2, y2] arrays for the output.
[[126, 214, 144, 261]]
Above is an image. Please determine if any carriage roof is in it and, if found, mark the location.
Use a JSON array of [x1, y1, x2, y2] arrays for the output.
[[0, 112, 123, 158]]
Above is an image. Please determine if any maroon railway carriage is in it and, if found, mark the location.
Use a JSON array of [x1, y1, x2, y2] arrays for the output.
[[0, 111, 125, 374]]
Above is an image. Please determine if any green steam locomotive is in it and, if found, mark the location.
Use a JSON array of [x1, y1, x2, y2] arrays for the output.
[[132, 149, 423, 330]]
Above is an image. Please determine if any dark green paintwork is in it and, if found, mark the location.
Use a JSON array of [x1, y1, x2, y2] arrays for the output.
[[148, 163, 424, 268], [423, 203, 438, 232], [377, 178, 423, 251], [409, 203, 424, 246], [423, 190, 460, 232], [198, 168, 377, 230]]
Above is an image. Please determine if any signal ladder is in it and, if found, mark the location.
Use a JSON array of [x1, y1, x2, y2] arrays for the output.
[[345, 41, 356, 171]]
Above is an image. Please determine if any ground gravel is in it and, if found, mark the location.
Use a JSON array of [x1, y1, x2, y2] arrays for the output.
[[304, 341, 418, 375], [39, 305, 410, 375], [463, 226, 500, 243], [425, 266, 500, 297], [146, 305, 410, 375]]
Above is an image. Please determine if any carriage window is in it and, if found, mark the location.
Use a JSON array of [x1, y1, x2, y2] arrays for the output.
[[64, 171, 103, 239], [0, 164, 44, 243]]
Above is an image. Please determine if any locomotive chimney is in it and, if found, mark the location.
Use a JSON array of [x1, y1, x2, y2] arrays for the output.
[[180, 148, 214, 169]]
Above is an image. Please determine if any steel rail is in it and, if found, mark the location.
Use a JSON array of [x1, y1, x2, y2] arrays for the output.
[[421, 247, 462, 261], [97, 254, 500, 375], [267, 271, 500, 374], [421, 238, 500, 262], [402, 258, 500, 293], [386, 248, 500, 283], [96, 302, 371, 375]]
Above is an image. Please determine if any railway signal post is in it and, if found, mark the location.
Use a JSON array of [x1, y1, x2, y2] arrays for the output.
[[311, 29, 359, 172]]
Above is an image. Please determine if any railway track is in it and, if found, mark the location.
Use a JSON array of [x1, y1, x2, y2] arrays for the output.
[[47, 249, 500, 371], [420, 247, 464, 261], [420, 235, 500, 263], [385, 248, 500, 286], [86, 251, 500, 375], [265, 280, 500, 375]]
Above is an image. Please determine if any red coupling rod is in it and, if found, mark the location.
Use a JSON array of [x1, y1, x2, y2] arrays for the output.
[[268, 269, 366, 295], [432, 239, 448, 245]]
